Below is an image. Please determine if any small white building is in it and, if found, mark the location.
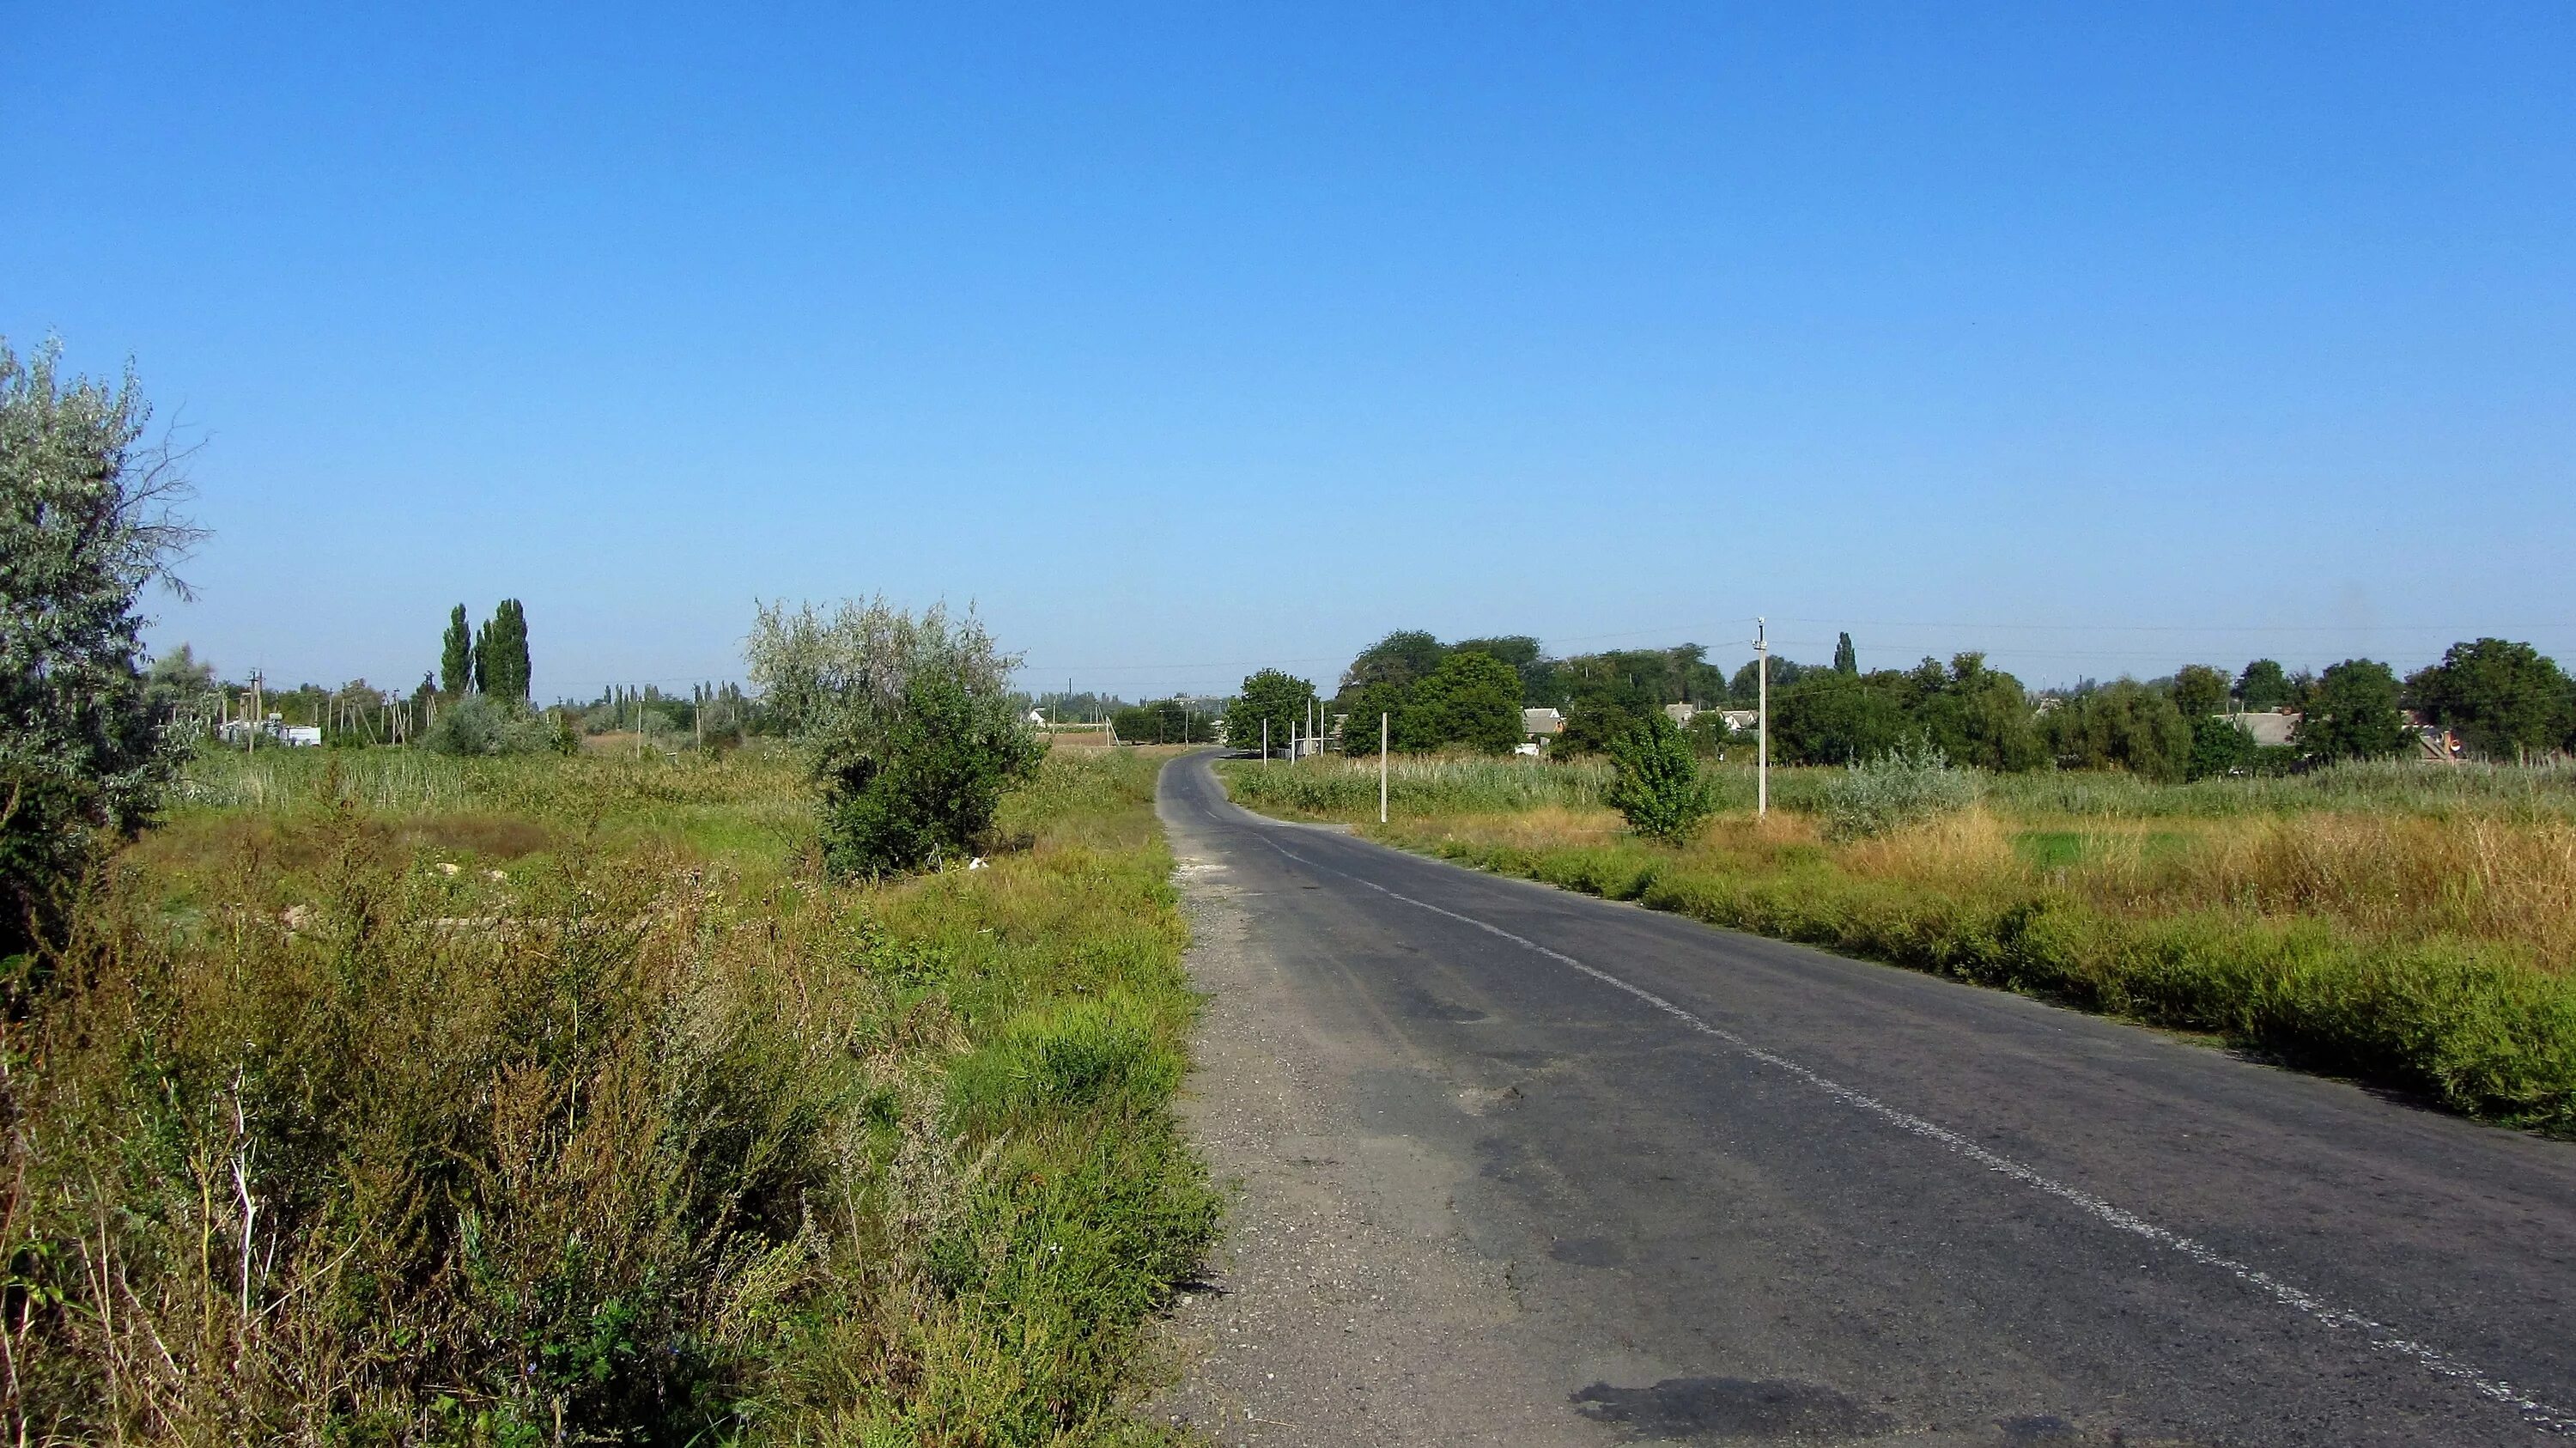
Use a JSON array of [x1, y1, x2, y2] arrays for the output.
[[282, 725, 324, 747], [1664, 703, 1697, 727], [1522, 707, 1564, 738]]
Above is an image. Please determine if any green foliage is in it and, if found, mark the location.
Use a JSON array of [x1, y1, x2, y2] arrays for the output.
[[1605, 712, 1716, 842], [2187, 714, 2261, 780], [1832, 632, 1857, 674], [11, 745, 1216, 1444], [1821, 737, 1978, 841], [1399, 649, 1524, 753], [2043, 679, 2191, 780], [1451, 634, 1555, 705], [1339, 681, 1406, 754], [1224, 667, 1317, 757], [2297, 658, 2413, 762], [2172, 663, 2231, 719], [0, 338, 201, 958], [440, 604, 471, 696], [819, 667, 1044, 876], [1111, 698, 1213, 745], [1340, 629, 1447, 691], [2238, 658, 2292, 711], [746, 597, 1040, 878], [2408, 637, 2573, 762], [1772, 672, 1909, 764], [424, 695, 574, 757], [1554, 689, 1654, 756], [474, 599, 533, 702]]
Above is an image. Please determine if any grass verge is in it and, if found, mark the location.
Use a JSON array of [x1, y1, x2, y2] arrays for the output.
[[1217, 756, 2576, 1136], [6, 746, 1215, 1445]]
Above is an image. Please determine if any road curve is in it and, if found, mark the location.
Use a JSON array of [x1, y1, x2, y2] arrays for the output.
[[1158, 751, 2576, 1447]]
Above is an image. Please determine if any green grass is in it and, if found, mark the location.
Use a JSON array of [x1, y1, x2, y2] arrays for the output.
[[8, 745, 1215, 1445]]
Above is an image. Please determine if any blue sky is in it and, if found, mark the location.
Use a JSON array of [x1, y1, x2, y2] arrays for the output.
[[8, 3, 2572, 698]]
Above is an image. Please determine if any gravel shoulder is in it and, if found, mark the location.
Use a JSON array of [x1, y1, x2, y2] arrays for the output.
[[1150, 819, 1609, 1447]]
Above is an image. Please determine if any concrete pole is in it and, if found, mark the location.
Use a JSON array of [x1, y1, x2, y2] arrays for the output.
[[1380, 712, 1389, 824], [1756, 618, 1769, 819]]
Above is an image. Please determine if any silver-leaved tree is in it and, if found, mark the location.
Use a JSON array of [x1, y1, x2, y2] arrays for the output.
[[744, 596, 1041, 877], [1, 338, 204, 958]]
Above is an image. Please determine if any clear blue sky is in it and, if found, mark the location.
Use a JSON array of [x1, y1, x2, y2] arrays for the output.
[[9, 3, 2572, 698]]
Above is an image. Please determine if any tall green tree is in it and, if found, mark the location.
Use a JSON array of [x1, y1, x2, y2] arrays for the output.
[[477, 599, 532, 701], [441, 604, 471, 695], [2171, 664, 2231, 719], [1224, 668, 1318, 757], [1832, 632, 1857, 674], [2296, 659, 2412, 762], [1399, 650, 1524, 753], [2237, 658, 2292, 711], [1, 338, 204, 957], [2042, 680, 2191, 780], [1340, 630, 1447, 691], [1911, 653, 2045, 771], [1772, 672, 1909, 765], [2405, 638, 2570, 762], [1340, 680, 1409, 753]]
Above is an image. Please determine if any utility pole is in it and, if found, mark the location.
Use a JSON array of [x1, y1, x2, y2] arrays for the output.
[[1756, 618, 1769, 820], [1380, 712, 1389, 824], [1262, 718, 1269, 762], [249, 670, 262, 755]]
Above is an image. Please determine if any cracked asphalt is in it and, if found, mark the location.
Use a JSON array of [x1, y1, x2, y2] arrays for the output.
[[1151, 752, 2576, 1446]]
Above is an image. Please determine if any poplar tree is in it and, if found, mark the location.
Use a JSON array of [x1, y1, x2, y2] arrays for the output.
[[1833, 633, 1858, 674], [440, 605, 471, 695], [477, 599, 532, 701]]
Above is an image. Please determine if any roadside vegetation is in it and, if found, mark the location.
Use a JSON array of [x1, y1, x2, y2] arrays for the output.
[[4, 346, 1216, 1443], [10, 744, 1215, 1444], [1219, 751, 2576, 1135]]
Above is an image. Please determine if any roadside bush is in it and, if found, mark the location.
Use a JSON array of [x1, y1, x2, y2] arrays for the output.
[[818, 667, 1042, 877], [747, 598, 1041, 879], [422, 694, 573, 756], [1607, 713, 1716, 842], [1823, 737, 1978, 841]]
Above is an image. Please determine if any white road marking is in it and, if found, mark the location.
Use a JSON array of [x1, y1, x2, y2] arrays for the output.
[[1254, 831, 2576, 1437]]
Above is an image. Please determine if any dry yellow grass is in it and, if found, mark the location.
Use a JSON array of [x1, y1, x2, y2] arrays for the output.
[[1372, 800, 2576, 969]]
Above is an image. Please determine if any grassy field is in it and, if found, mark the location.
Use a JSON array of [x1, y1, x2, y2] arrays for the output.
[[8, 744, 1215, 1445], [1218, 754, 2576, 1135]]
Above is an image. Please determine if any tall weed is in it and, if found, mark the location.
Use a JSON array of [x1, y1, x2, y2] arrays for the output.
[[5, 748, 1214, 1445]]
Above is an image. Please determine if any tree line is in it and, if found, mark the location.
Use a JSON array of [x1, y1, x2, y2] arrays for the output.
[[1233, 626, 2576, 780]]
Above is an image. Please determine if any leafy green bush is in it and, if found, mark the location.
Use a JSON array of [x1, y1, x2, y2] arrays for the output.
[[746, 598, 1041, 879], [1606, 713, 1716, 842], [1822, 737, 1978, 841], [422, 695, 572, 756], [819, 668, 1042, 876]]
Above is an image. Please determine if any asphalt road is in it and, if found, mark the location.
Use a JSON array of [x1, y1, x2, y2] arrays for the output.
[[1157, 752, 2576, 1447]]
